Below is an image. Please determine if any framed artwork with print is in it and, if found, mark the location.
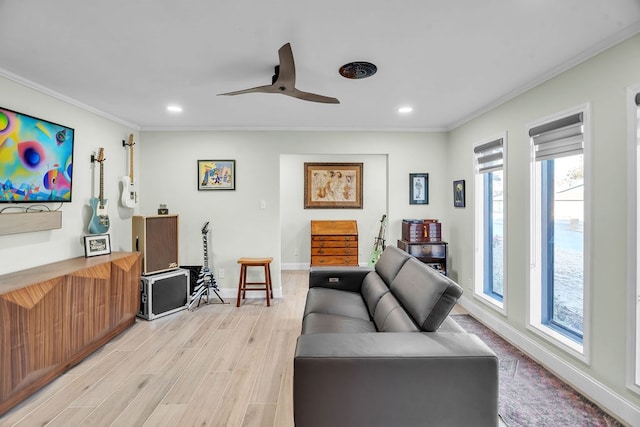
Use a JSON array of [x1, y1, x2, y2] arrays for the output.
[[409, 173, 429, 205], [84, 234, 111, 257]]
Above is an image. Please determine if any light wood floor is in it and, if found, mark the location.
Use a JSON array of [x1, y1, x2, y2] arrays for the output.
[[1, 270, 310, 427]]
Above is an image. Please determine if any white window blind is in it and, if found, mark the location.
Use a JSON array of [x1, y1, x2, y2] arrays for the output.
[[529, 112, 583, 161], [474, 138, 504, 174]]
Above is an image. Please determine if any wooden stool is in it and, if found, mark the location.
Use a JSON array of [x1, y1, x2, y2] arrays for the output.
[[236, 257, 273, 307]]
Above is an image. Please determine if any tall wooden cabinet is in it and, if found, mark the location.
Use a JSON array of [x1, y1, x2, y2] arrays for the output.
[[0, 252, 141, 416], [311, 220, 358, 266]]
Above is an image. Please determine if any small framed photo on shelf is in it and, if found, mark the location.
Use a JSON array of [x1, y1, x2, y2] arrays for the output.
[[84, 234, 111, 257], [409, 173, 429, 205], [453, 179, 466, 208], [198, 160, 236, 190]]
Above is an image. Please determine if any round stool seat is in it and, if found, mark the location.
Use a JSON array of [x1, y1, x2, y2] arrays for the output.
[[236, 257, 273, 307]]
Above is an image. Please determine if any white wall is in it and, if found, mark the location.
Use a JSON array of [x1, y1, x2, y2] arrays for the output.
[[280, 153, 387, 268], [137, 131, 448, 295], [0, 76, 139, 275], [446, 33, 640, 422]]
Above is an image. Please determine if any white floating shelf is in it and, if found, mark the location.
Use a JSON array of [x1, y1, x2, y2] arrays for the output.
[[0, 211, 62, 236]]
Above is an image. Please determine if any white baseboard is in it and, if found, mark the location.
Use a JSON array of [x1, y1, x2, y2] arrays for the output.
[[214, 288, 283, 300], [281, 263, 309, 271], [458, 296, 640, 426]]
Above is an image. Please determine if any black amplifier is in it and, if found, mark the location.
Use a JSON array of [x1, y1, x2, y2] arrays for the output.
[[138, 268, 189, 320]]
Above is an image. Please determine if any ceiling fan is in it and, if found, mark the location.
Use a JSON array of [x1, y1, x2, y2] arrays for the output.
[[217, 43, 340, 104]]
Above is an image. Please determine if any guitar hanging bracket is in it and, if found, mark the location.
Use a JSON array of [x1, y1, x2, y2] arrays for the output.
[[122, 136, 135, 147], [90, 154, 105, 163]]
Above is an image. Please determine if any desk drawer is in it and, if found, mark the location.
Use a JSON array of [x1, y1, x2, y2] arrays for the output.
[[311, 255, 359, 266], [312, 240, 357, 248], [312, 247, 357, 256]]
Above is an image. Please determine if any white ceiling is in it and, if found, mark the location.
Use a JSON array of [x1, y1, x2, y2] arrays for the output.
[[1, 0, 640, 131]]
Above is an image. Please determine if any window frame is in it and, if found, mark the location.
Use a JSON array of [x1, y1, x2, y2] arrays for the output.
[[527, 104, 591, 362], [473, 132, 507, 313], [626, 85, 640, 393]]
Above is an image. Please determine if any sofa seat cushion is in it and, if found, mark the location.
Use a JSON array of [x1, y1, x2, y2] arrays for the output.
[[390, 258, 463, 332], [302, 313, 377, 334], [304, 288, 370, 321]]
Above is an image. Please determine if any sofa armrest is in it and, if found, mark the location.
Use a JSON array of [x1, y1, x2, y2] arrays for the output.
[[294, 332, 499, 427], [308, 266, 373, 293]]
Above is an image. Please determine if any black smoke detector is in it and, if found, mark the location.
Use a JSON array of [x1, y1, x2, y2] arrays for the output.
[[339, 61, 377, 79]]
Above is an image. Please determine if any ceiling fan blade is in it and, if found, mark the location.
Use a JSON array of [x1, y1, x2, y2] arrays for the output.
[[275, 43, 296, 89], [217, 84, 278, 96], [290, 88, 340, 104], [218, 42, 339, 104]]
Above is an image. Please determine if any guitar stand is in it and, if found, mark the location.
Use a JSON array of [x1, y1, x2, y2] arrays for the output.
[[188, 280, 227, 310]]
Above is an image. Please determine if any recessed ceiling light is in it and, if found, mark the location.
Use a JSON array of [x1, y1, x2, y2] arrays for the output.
[[167, 105, 183, 113], [398, 106, 413, 114]]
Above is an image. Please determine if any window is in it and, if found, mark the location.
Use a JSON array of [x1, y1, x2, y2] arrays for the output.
[[474, 134, 506, 309], [529, 107, 589, 357]]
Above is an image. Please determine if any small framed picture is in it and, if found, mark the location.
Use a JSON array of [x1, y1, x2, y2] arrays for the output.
[[453, 180, 466, 208], [198, 160, 236, 190], [84, 234, 111, 257], [409, 173, 429, 205]]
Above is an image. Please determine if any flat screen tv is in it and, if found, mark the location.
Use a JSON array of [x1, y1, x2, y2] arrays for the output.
[[0, 107, 75, 203]]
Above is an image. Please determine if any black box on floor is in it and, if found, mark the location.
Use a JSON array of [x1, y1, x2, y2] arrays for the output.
[[138, 268, 190, 320], [180, 265, 202, 294]]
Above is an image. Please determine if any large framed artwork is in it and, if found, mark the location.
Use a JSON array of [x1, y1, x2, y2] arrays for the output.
[[198, 160, 236, 190], [304, 162, 363, 209], [409, 173, 429, 205]]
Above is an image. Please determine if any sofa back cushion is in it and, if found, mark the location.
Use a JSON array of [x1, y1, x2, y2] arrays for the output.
[[373, 292, 419, 332], [361, 272, 390, 317], [374, 246, 411, 284], [390, 257, 463, 332]]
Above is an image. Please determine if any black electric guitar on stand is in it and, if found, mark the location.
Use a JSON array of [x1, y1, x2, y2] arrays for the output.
[[369, 214, 387, 266], [88, 148, 110, 234], [188, 221, 226, 310]]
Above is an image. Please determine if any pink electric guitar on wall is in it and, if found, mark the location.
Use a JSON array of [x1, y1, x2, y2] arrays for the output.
[[121, 134, 138, 208]]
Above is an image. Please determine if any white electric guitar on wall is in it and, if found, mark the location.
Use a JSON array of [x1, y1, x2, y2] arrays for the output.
[[121, 134, 138, 208]]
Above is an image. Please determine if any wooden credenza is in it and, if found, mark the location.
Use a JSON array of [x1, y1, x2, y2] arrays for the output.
[[311, 220, 358, 266], [0, 252, 141, 416]]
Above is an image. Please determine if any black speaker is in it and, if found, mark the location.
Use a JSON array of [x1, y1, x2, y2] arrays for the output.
[[132, 215, 179, 275]]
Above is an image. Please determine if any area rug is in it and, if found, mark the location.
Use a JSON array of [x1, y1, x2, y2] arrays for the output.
[[452, 314, 622, 427]]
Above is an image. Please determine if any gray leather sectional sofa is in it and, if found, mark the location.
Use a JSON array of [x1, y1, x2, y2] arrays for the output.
[[294, 245, 499, 427]]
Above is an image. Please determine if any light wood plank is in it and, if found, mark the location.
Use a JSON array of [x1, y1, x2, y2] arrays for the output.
[[142, 404, 188, 427], [241, 403, 276, 427]]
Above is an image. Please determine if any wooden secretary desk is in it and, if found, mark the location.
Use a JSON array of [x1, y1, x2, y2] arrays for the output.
[[310, 220, 358, 266]]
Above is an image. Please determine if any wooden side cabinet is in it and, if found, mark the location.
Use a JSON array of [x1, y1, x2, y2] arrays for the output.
[[397, 240, 448, 275], [0, 252, 141, 416], [311, 220, 358, 266]]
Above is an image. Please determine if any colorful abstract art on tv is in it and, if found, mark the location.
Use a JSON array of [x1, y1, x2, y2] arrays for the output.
[[0, 107, 75, 203]]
